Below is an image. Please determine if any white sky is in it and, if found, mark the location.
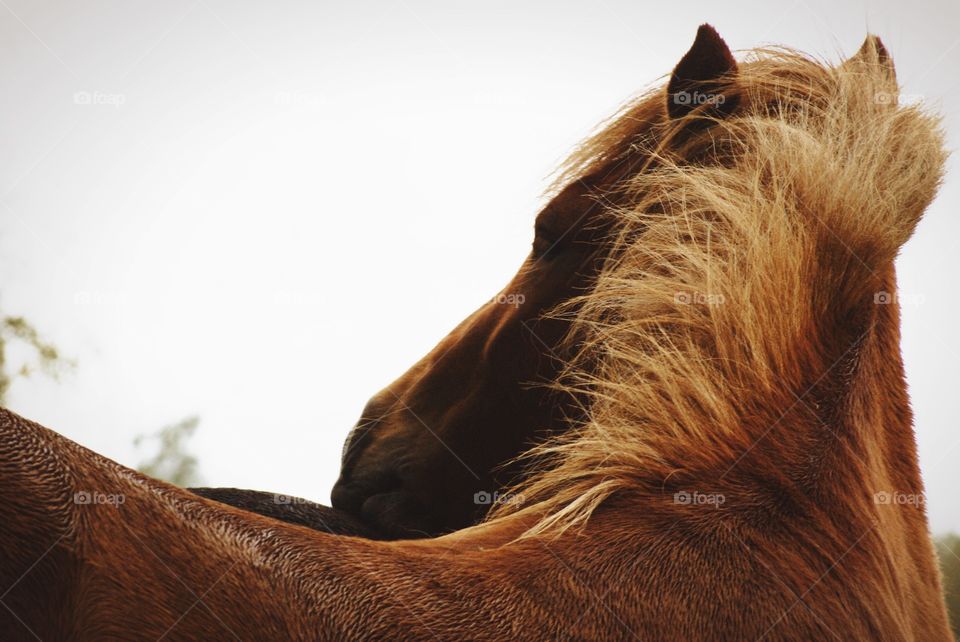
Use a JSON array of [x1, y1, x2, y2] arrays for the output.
[[1, 0, 958, 534]]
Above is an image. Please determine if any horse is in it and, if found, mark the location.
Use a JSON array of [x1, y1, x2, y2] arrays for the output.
[[324, 22, 743, 541], [0, 25, 951, 640]]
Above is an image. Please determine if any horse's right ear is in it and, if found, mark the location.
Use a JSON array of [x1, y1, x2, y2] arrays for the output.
[[666, 24, 739, 119], [843, 34, 896, 83]]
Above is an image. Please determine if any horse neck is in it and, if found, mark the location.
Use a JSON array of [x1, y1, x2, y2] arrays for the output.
[[837, 264, 922, 505], [871, 275, 914, 466], [812, 263, 945, 614], [733, 261, 921, 508]]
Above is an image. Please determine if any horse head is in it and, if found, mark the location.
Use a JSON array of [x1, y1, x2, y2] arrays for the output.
[[331, 25, 741, 537]]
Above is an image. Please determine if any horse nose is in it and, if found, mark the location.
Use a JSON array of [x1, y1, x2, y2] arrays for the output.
[[331, 474, 435, 538]]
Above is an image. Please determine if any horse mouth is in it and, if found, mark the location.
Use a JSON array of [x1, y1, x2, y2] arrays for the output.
[[331, 478, 437, 539]]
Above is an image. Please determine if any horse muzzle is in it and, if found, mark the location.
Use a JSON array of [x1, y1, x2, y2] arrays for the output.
[[330, 473, 438, 538]]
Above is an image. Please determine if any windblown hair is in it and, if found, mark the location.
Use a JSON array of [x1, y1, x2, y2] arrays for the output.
[[495, 41, 947, 536]]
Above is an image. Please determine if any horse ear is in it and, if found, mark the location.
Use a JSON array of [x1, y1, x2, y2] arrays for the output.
[[845, 35, 896, 83], [666, 24, 739, 120]]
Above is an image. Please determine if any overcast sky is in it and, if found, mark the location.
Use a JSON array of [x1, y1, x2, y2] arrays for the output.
[[1, 0, 958, 534]]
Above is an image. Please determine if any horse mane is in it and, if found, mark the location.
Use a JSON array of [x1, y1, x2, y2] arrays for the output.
[[494, 39, 947, 537]]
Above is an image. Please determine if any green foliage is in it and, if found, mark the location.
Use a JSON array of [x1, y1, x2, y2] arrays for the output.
[[0, 315, 74, 405], [134, 416, 203, 487], [0, 308, 204, 486], [937, 533, 960, 639]]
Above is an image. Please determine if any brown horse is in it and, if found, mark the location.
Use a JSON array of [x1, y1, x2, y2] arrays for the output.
[[0, 26, 952, 640], [326, 21, 745, 540]]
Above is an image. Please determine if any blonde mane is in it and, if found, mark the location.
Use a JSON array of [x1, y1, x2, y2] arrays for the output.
[[494, 40, 947, 537]]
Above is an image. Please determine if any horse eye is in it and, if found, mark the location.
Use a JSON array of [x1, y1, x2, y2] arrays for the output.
[[533, 227, 560, 258]]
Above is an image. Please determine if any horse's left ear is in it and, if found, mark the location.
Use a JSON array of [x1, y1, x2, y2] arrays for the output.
[[666, 24, 739, 120]]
